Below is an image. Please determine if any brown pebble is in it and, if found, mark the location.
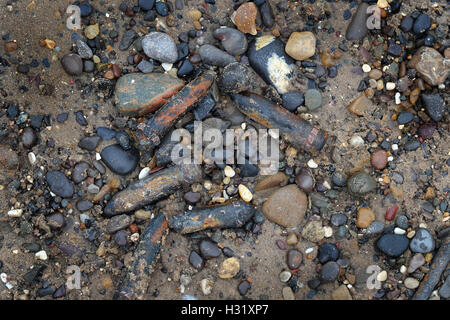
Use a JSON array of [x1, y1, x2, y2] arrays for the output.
[[287, 249, 302, 270], [104, 70, 115, 80], [356, 207, 375, 229], [4, 41, 18, 52], [112, 64, 121, 78], [321, 51, 335, 67], [409, 88, 420, 105], [371, 150, 388, 170], [231, 2, 257, 35], [369, 69, 382, 80]]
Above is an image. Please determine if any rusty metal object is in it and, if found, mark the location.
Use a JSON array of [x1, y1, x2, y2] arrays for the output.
[[103, 163, 202, 217], [413, 237, 450, 300], [169, 201, 257, 234], [115, 213, 169, 300], [232, 92, 328, 152], [137, 71, 215, 149]]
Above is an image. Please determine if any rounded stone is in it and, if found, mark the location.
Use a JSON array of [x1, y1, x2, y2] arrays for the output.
[[100, 144, 140, 175], [356, 207, 375, 228], [320, 261, 340, 283], [285, 31, 316, 61], [142, 32, 178, 63], [304, 89, 322, 111], [376, 234, 409, 257], [409, 228, 435, 253], [295, 168, 315, 193], [371, 150, 388, 170], [46, 171, 74, 198], [61, 54, 83, 76], [286, 249, 302, 270], [347, 171, 376, 196], [318, 243, 340, 264], [199, 240, 221, 259]]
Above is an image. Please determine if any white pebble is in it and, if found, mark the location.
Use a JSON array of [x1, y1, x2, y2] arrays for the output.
[[324, 226, 333, 238], [392, 144, 398, 151], [0, 273, 7, 283], [400, 265, 407, 274], [377, 270, 387, 282], [394, 227, 406, 235], [279, 271, 291, 283], [307, 159, 318, 169], [404, 277, 420, 289], [162, 63, 173, 72], [130, 233, 139, 242], [350, 135, 365, 147], [362, 64, 371, 73], [200, 279, 213, 295], [386, 82, 396, 90], [395, 92, 401, 104], [224, 165, 235, 178], [28, 152, 36, 165], [7, 209, 23, 218], [238, 184, 253, 203], [95, 152, 101, 160], [305, 248, 314, 254], [138, 167, 150, 180], [35, 250, 48, 261]]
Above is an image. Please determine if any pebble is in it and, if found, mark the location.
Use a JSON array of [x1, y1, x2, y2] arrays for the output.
[[21, 127, 38, 149], [356, 207, 375, 228], [46, 171, 74, 198], [295, 168, 315, 193], [218, 63, 252, 94], [287, 249, 302, 270], [61, 53, 83, 76], [345, 2, 369, 40], [199, 240, 221, 259], [438, 276, 450, 299], [238, 184, 253, 203], [404, 277, 420, 289], [331, 213, 347, 227], [4, 41, 18, 52], [200, 279, 214, 296], [85, 24, 99, 40], [106, 214, 133, 233], [332, 285, 352, 300], [279, 270, 291, 283], [254, 172, 288, 191], [78, 136, 101, 151], [76, 200, 93, 212], [100, 144, 140, 175], [184, 192, 201, 204], [413, 13, 431, 35], [231, 2, 257, 35], [135, 209, 152, 220], [282, 92, 304, 111], [119, 30, 137, 51], [142, 32, 178, 63], [218, 257, 240, 279], [238, 280, 251, 296], [139, 0, 155, 10], [189, 250, 204, 270], [301, 220, 325, 243], [282, 286, 295, 300], [76, 39, 93, 59], [371, 150, 388, 170], [410, 228, 435, 253], [376, 234, 409, 257], [318, 243, 339, 264], [304, 89, 322, 111], [347, 171, 376, 196], [400, 16, 413, 32], [408, 47, 450, 86], [115, 73, 183, 116], [261, 185, 307, 227], [418, 123, 436, 140], [137, 60, 154, 74], [397, 111, 414, 125], [35, 250, 48, 261], [377, 270, 387, 282], [199, 44, 237, 67], [285, 32, 316, 61], [213, 27, 248, 56], [320, 261, 340, 283], [75, 111, 88, 126], [348, 93, 371, 116], [7, 209, 23, 218], [422, 94, 444, 122], [248, 35, 294, 94]]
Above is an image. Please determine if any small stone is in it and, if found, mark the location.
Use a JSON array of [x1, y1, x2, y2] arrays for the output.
[[85, 24, 99, 40], [199, 44, 237, 67], [332, 285, 352, 300], [262, 185, 307, 227], [213, 27, 248, 56], [279, 271, 291, 283], [347, 171, 377, 196], [422, 94, 444, 122], [238, 184, 253, 203], [76, 39, 93, 59], [282, 92, 304, 111], [287, 249, 302, 270], [282, 286, 295, 300], [46, 171, 74, 198], [356, 207, 375, 228], [377, 270, 387, 282], [295, 168, 315, 193], [238, 280, 251, 296], [345, 2, 369, 40], [218, 257, 240, 279], [106, 214, 133, 233], [218, 62, 252, 94], [119, 30, 138, 51], [348, 93, 371, 116], [35, 250, 48, 261], [21, 127, 38, 149], [408, 47, 450, 86], [61, 54, 83, 76], [304, 89, 322, 111], [404, 277, 420, 289], [285, 32, 316, 61], [142, 32, 178, 63], [78, 136, 101, 151], [410, 228, 435, 253], [302, 220, 325, 243], [189, 251, 204, 269], [135, 209, 152, 220], [200, 279, 214, 295], [371, 150, 388, 170], [320, 261, 340, 283], [199, 240, 221, 259], [100, 144, 140, 175], [231, 2, 257, 35], [376, 234, 409, 257], [413, 13, 431, 35], [318, 243, 339, 264]]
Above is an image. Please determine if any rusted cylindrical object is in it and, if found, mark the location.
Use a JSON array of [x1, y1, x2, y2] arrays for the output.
[[137, 71, 215, 148], [169, 201, 257, 234], [104, 164, 203, 217], [413, 237, 450, 300], [115, 213, 169, 300], [232, 92, 328, 152]]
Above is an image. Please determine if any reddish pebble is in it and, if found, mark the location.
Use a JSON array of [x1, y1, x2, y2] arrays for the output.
[[104, 70, 115, 80], [276, 239, 287, 250], [129, 224, 138, 233], [112, 64, 121, 78], [385, 205, 399, 221], [371, 150, 388, 170], [4, 41, 18, 52], [418, 123, 436, 140]]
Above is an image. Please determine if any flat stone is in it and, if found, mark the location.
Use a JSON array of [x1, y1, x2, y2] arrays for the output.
[[345, 2, 369, 40], [304, 89, 322, 111], [302, 220, 325, 243], [376, 234, 409, 257], [261, 184, 307, 227], [356, 207, 375, 228], [408, 253, 425, 273], [320, 261, 340, 283], [199, 44, 237, 67], [254, 172, 288, 191], [318, 243, 340, 264], [408, 47, 450, 86], [100, 144, 140, 175], [348, 93, 371, 116], [61, 54, 83, 76], [115, 73, 184, 116], [347, 171, 377, 196], [199, 240, 221, 259], [231, 2, 257, 35], [422, 93, 445, 122], [46, 171, 74, 198], [106, 214, 133, 233], [142, 32, 178, 63]]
